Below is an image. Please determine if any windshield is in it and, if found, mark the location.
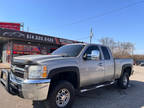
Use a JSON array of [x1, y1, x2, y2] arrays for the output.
[[52, 44, 85, 57]]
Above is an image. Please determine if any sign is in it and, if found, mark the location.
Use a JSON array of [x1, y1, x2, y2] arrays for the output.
[[0, 22, 21, 31], [0, 28, 56, 44], [59, 39, 74, 45], [0, 28, 80, 45], [26, 33, 54, 43], [13, 43, 49, 55]]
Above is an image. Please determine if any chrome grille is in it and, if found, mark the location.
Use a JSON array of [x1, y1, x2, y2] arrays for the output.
[[11, 65, 26, 78]]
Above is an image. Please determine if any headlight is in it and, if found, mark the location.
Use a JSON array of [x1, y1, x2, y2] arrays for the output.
[[28, 65, 47, 79]]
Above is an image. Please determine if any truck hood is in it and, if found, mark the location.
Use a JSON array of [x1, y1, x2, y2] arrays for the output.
[[13, 55, 64, 65]]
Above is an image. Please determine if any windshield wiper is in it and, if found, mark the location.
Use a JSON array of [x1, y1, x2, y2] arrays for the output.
[[60, 53, 70, 57]]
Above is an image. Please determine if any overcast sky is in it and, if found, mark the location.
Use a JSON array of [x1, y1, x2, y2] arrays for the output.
[[0, 0, 144, 54]]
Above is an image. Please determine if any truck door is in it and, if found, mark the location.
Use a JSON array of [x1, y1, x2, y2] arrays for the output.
[[100, 46, 114, 81], [80, 45, 105, 87]]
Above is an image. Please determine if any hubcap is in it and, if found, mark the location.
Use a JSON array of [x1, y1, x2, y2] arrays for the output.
[[56, 88, 70, 107], [123, 75, 128, 86]]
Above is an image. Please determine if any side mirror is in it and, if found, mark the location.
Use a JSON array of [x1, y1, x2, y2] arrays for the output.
[[91, 50, 100, 60], [83, 50, 100, 60]]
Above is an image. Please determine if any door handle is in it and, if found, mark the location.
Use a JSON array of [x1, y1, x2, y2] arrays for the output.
[[98, 63, 103, 66]]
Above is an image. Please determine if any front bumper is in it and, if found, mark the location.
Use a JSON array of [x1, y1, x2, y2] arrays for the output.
[[0, 70, 51, 101]]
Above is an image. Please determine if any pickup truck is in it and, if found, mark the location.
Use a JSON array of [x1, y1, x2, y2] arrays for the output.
[[0, 43, 133, 108]]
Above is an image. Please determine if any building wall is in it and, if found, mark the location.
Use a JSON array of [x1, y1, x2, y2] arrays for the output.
[[0, 43, 3, 62], [2, 43, 7, 63], [12, 40, 60, 56]]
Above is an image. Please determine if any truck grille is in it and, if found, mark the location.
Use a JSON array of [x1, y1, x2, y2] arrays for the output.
[[11, 65, 26, 78]]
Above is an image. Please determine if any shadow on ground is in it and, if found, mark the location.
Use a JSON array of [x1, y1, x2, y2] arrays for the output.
[[33, 80, 144, 108]]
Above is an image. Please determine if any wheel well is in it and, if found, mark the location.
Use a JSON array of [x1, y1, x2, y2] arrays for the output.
[[50, 71, 79, 89], [123, 66, 132, 76]]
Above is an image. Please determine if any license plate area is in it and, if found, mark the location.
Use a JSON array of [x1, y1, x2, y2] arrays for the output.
[[2, 72, 7, 81], [1, 70, 8, 82], [0, 70, 2, 78]]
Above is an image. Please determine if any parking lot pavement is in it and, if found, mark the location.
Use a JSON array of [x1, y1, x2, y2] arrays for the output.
[[1, 66, 144, 108]]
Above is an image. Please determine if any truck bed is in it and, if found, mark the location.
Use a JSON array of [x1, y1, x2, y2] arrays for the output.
[[114, 58, 133, 79]]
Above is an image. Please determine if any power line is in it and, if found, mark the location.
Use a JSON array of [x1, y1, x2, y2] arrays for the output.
[[64, 0, 144, 26], [58, 0, 144, 43]]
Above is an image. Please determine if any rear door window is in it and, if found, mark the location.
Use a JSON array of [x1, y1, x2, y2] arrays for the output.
[[101, 46, 111, 60]]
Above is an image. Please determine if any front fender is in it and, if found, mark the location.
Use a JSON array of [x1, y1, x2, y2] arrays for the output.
[[48, 66, 80, 88]]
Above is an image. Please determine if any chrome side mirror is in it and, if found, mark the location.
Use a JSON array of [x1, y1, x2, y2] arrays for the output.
[[91, 50, 100, 60], [83, 50, 100, 60]]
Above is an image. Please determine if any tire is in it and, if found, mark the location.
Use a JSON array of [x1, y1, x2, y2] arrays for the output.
[[46, 81, 75, 108], [118, 72, 129, 89]]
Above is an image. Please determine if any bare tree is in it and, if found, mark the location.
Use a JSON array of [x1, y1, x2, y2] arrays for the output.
[[99, 37, 116, 53], [99, 37, 135, 58]]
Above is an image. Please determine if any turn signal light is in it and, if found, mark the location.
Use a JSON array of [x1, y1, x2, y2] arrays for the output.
[[43, 66, 47, 71], [42, 66, 47, 78]]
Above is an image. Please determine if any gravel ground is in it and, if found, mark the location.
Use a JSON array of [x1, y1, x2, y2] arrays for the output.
[[0, 66, 144, 108]]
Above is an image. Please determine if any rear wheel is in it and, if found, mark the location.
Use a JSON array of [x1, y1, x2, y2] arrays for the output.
[[118, 72, 129, 89], [46, 81, 75, 108]]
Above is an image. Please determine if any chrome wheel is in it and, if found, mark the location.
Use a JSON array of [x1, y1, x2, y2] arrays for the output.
[[56, 88, 70, 107]]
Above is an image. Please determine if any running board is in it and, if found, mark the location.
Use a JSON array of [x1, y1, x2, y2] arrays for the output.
[[80, 81, 115, 93]]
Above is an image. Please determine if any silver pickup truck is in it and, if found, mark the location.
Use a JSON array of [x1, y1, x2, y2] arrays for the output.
[[0, 43, 133, 108]]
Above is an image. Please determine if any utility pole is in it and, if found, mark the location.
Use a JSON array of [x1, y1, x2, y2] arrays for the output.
[[21, 22, 24, 31], [27, 26, 29, 32], [90, 28, 93, 44]]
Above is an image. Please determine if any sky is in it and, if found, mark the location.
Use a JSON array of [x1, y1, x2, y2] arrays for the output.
[[0, 0, 144, 54]]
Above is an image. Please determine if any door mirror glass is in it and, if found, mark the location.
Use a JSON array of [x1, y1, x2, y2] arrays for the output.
[[91, 50, 100, 60]]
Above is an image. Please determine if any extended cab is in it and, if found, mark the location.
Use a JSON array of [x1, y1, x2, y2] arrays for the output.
[[0, 43, 133, 108]]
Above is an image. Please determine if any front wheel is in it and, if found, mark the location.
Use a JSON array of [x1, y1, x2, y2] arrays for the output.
[[118, 72, 129, 89], [46, 81, 75, 108]]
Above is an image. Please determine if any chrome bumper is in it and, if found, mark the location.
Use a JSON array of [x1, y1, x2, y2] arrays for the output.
[[1, 71, 51, 101]]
